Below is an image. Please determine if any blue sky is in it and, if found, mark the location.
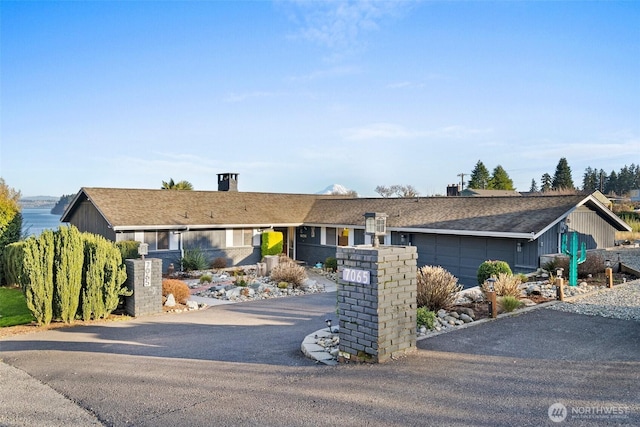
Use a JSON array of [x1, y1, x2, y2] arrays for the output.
[[1, 1, 638, 198]]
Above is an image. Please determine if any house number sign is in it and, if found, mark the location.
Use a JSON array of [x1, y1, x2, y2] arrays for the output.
[[144, 260, 152, 287], [342, 268, 370, 285]]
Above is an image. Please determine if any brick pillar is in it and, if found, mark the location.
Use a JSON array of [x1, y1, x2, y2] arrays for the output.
[[124, 258, 163, 317], [337, 245, 417, 363]]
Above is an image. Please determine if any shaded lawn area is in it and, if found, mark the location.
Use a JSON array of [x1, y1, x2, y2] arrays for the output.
[[0, 286, 34, 327]]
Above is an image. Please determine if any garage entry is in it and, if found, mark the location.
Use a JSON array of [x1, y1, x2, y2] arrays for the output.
[[409, 233, 515, 288]]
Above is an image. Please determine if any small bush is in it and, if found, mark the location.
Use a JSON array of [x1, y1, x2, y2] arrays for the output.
[[517, 273, 528, 284], [499, 295, 523, 313], [477, 260, 512, 285], [115, 240, 140, 260], [199, 274, 212, 284], [162, 279, 191, 304], [180, 248, 209, 271], [211, 257, 227, 269], [270, 260, 307, 288], [324, 257, 337, 272], [481, 272, 522, 298], [416, 265, 462, 311], [416, 307, 436, 329], [277, 282, 289, 289]]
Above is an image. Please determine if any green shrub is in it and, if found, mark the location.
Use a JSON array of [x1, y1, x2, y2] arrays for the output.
[[0, 181, 22, 286], [270, 260, 307, 288], [162, 279, 191, 304], [211, 257, 227, 269], [477, 260, 512, 285], [80, 233, 129, 320], [261, 231, 283, 257], [499, 295, 523, 313], [416, 265, 462, 311], [180, 248, 209, 271], [199, 274, 213, 284], [116, 240, 140, 260], [277, 282, 289, 289], [416, 307, 436, 329], [20, 231, 55, 325], [3, 241, 26, 287], [53, 226, 84, 323], [324, 257, 337, 272]]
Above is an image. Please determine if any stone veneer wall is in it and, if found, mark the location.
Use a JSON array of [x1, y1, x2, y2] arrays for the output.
[[337, 245, 417, 363], [124, 258, 163, 317]]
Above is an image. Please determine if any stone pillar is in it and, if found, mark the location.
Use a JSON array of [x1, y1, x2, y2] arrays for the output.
[[337, 245, 418, 363], [124, 258, 163, 317]]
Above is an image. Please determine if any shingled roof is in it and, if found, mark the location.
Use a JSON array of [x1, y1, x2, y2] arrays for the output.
[[62, 188, 341, 230], [62, 188, 630, 238], [303, 194, 630, 238]]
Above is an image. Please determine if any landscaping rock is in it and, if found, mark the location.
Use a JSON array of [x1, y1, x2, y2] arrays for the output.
[[459, 313, 473, 323], [164, 294, 176, 307]]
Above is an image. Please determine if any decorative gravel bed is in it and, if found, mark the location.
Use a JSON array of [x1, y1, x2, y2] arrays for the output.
[[548, 280, 640, 321]]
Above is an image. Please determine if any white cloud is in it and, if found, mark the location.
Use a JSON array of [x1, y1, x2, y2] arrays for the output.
[[341, 123, 493, 141], [282, 0, 411, 50]]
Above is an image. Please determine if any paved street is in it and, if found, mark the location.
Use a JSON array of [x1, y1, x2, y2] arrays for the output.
[[1, 290, 639, 426]]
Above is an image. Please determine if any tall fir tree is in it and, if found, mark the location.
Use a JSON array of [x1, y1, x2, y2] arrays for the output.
[[552, 158, 574, 190], [468, 160, 491, 189], [541, 173, 552, 192], [529, 179, 538, 193], [489, 165, 514, 190]]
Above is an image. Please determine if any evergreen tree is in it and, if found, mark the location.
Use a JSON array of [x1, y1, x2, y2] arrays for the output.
[[541, 173, 552, 192], [21, 231, 55, 325], [582, 167, 598, 192], [53, 226, 84, 323], [468, 161, 491, 189], [552, 158, 574, 190], [529, 179, 538, 193], [0, 178, 22, 285], [605, 170, 618, 195], [489, 165, 514, 190]]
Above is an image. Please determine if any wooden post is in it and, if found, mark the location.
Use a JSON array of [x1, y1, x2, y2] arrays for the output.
[[488, 291, 497, 318], [556, 277, 564, 301], [605, 267, 613, 288]]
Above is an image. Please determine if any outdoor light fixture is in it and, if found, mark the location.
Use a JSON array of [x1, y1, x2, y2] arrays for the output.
[[364, 212, 387, 248], [605, 259, 612, 268], [138, 243, 149, 260], [325, 319, 332, 333], [556, 268, 564, 278]]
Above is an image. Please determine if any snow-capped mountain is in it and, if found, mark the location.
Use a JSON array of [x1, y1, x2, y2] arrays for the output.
[[316, 184, 353, 195]]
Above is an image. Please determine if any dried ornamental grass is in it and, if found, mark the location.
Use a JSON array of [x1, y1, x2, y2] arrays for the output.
[[416, 265, 462, 311], [270, 260, 307, 288], [162, 279, 191, 304], [481, 273, 522, 298]]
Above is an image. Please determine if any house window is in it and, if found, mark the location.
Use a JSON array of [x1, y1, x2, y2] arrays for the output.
[[232, 229, 255, 247], [144, 231, 170, 251], [326, 227, 337, 246]]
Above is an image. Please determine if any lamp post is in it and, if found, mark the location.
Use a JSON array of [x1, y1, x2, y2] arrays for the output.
[[605, 259, 613, 288], [556, 268, 565, 301], [364, 212, 387, 248], [486, 277, 497, 318]]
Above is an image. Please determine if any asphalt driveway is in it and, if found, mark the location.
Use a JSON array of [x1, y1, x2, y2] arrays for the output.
[[1, 292, 638, 426]]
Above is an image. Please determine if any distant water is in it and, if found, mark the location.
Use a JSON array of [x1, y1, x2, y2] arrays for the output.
[[21, 208, 63, 237]]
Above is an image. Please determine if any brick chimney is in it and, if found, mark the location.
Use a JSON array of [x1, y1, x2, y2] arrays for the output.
[[217, 173, 239, 192]]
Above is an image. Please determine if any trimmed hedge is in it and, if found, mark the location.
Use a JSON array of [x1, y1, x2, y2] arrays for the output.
[[477, 260, 512, 285], [261, 231, 283, 256]]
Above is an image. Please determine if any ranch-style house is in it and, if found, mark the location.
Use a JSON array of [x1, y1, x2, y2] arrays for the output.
[[61, 173, 631, 287]]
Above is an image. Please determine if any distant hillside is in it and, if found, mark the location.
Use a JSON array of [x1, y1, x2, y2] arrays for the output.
[[19, 196, 58, 209]]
